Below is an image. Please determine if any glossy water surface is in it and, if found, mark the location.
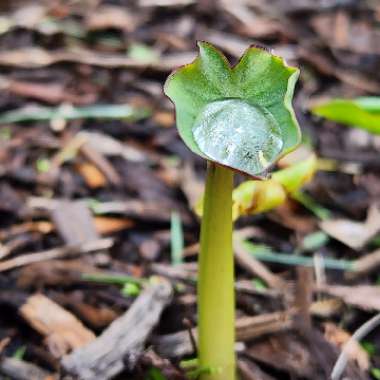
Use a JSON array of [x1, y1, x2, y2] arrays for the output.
[[192, 99, 284, 175]]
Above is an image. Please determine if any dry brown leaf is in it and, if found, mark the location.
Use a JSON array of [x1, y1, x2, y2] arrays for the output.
[[311, 12, 380, 55], [0, 337, 10, 354], [320, 204, 380, 250], [324, 322, 370, 371], [310, 298, 344, 318], [320, 284, 380, 311]]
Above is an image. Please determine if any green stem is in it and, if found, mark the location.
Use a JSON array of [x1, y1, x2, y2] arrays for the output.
[[198, 162, 235, 380]]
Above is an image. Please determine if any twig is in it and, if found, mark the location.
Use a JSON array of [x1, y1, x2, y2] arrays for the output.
[[154, 311, 294, 358], [0, 357, 56, 380], [331, 313, 380, 380], [62, 279, 173, 380], [234, 238, 286, 290], [183, 318, 197, 355], [0, 238, 113, 272]]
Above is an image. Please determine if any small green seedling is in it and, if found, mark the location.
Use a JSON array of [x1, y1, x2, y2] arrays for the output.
[[165, 42, 300, 380], [82, 273, 145, 297]]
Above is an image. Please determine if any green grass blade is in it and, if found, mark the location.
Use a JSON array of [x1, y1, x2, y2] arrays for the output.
[[170, 211, 184, 266]]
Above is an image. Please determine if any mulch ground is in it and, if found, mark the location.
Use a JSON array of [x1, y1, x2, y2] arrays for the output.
[[0, 1, 380, 379]]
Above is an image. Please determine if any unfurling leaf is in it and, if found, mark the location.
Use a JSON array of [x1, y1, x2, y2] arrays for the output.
[[164, 42, 301, 176], [232, 179, 286, 219], [272, 153, 317, 193], [196, 153, 317, 220], [232, 154, 316, 219]]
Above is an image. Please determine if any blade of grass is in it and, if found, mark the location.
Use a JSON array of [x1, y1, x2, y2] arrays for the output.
[[171, 211, 184, 266], [0, 104, 150, 124], [242, 240, 355, 271], [292, 190, 331, 220], [82, 273, 146, 286]]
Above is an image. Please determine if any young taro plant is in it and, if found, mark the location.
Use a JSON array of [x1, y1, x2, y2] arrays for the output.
[[164, 42, 301, 380]]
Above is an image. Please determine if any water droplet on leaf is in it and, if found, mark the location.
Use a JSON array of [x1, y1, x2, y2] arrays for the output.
[[192, 99, 283, 175]]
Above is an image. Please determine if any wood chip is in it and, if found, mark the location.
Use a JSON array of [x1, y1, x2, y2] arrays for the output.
[[20, 294, 96, 358], [76, 162, 107, 188], [51, 200, 99, 245], [80, 142, 122, 187], [62, 280, 173, 380]]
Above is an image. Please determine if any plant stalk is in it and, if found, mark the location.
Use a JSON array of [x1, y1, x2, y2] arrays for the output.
[[198, 162, 235, 380]]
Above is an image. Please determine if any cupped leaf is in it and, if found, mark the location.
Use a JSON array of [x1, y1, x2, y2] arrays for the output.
[[164, 41, 301, 176], [311, 97, 380, 134]]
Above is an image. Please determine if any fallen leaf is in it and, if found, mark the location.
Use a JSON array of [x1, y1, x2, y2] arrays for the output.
[[320, 204, 380, 249], [324, 322, 369, 371], [320, 284, 380, 312]]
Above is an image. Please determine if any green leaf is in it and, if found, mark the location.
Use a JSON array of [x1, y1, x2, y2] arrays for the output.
[[128, 43, 159, 64], [164, 42, 301, 176], [356, 97, 380, 113], [121, 282, 140, 296], [252, 278, 267, 290], [144, 367, 168, 380], [361, 341, 377, 357], [371, 368, 380, 380], [301, 231, 329, 251], [311, 97, 380, 134], [36, 157, 51, 173], [13, 345, 26, 360]]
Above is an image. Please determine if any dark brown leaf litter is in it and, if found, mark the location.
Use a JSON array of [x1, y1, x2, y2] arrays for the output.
[[0, 0, 379, 379]]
